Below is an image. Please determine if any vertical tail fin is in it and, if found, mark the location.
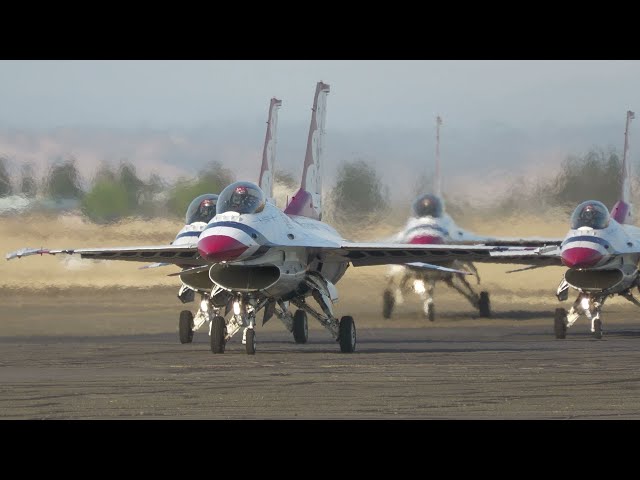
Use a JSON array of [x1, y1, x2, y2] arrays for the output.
[[611, 110, 635, 224], [258, 97, 282, 203], [434, 115, 443, 198], [284, 81, 330, 220]]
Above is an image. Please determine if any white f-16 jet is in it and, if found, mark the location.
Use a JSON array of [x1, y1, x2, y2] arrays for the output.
[[535, 110, 639, 340], [7, 82, 556, 354], [382, 116, 561, 322], [445, 110, 638, 340]]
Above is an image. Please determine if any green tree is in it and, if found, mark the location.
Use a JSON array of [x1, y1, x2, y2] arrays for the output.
[[540, 147, 622, 210], [118, 160, 144, 208], [329, 159, 389, 226], [81, 181, 131, 223], [165, 161, 235, 218], [81, 161, 150, 222], [20, 163, 37, 198], [44, 158, 83, 200], [0, 157, 12, 197]]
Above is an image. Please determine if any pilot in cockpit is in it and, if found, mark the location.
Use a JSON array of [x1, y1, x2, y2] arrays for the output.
[[570, 200, 610, 230], [412, 193, 443, 218]]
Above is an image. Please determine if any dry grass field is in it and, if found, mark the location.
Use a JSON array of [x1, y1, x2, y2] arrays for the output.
[[1, 210, 570, 295]]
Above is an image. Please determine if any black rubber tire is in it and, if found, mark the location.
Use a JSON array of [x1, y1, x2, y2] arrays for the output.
[[554, 308, 567, 339], [338, 316, 356, 353], [292, 310, 308, 344], [210, 315, 226, 354], [593, 319, 603, 339], [179, 310, 194, 344], [425, 301, 435, 322], [478, 291, 491, 318], [382, 290, 394, 319], [245, 329, 256, 355]]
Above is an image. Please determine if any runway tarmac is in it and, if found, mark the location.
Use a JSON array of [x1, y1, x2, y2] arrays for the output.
[[2, 287, 640, 419]]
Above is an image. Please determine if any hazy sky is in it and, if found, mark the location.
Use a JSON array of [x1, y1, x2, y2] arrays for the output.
[[1, 60, 639, 130], [1, 60, 639, 203]]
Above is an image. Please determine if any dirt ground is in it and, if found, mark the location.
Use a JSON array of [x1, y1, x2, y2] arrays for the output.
[[3, 214, 640, 419]]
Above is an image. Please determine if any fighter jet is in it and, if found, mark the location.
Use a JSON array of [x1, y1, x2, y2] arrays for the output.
[[382, 116, 560, 321], [7, 82, 550, 354]]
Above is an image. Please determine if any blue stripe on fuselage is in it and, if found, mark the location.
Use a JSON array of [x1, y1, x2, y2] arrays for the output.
[[562, 235, 610, 248], [204, 221, 271, 245], [175, 231, 201, 240]]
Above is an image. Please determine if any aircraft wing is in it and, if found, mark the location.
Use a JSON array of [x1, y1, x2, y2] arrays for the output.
[[455, 236, 564, 247], [321, 242, 563, 268], [405, 262, 475, 275], [6, 244, 203, 266]]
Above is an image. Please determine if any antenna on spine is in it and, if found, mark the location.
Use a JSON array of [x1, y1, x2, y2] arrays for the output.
[[622, 110, 634, 203], [434, 115, 443, 198]]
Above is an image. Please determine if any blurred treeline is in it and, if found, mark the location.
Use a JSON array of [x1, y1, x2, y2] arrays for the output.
[[0, 157, 236, 223], [326, 146, 636, 231], [0, 147, 634, 226]]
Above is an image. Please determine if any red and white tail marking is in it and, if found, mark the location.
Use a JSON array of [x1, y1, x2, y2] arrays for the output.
[[284, 81, 330, 220], [258, 97, 282, 203]]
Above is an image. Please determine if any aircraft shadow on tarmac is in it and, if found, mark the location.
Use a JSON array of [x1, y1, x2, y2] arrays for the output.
[[388, 310, 553, 321]]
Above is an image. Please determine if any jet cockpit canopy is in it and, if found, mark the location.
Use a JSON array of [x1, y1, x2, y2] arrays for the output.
[[412, 193, 443, 218], [217, 181, 266, 215], [185, 194, 219, 224], [570, 200, 610, 230]]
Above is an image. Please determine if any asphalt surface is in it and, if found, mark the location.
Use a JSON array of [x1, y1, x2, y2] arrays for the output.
[[2, 288, 640, 419]]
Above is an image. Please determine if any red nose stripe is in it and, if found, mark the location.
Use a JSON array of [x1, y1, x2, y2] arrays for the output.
[[198, 235, 248, 262], [561, 247, 603, 268], [409, 234, 444, 245]]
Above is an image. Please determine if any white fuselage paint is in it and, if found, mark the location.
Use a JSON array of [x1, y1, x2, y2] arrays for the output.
[[390, 213, 484, 281], [194, 202, 348, 297], [561, 220, 640, 294]]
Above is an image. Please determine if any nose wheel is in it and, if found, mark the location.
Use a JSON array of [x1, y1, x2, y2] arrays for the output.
[[210, 315, 226, 353], [245, 328, 256, 354], [592, 318, 603, 339], [423, 299, 435, 322]]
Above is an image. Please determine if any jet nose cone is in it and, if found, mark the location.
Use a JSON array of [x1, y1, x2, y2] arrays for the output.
[[561, 247, 603, 268], [409, 234, 444, 245], [198, 235, 248, 262]]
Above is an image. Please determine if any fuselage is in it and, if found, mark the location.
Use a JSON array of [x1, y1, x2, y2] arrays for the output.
[[185, 202, 349, 297], [173, 222, 208, 246], [393, 213, 482, 277], [560, 219, 640, 294]]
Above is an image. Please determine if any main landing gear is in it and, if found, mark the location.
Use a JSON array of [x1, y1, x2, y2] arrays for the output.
[[291, 288, 356, 353], [209, 296, 259, 355], [205, 288, 356, 354], [177, 287, 228, 345], [554, 292, 606, 339], [382, 274, 491, 321]]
